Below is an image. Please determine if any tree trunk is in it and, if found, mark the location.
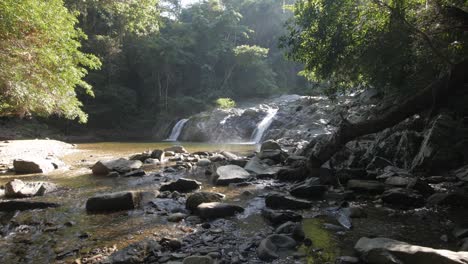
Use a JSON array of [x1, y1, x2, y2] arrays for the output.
[[308, 59, 468, 169]]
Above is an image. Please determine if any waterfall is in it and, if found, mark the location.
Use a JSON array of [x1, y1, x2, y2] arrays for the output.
[[166, 119, 189, 141], [250, 107, 278, 143]]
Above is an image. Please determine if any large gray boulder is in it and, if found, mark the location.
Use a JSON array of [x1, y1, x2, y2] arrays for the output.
[[265, 193, 312, 210], [257, 234, 297, 261], [196, 202, 244, 219], [4, 179, 57, 198], [261, 140, 282, 152], [355, 237, 468, 264], [244, 156, 281, 176], [13, 159, 55, 174], [214, 165, 250, 185], [91, 158, 142, 175], [186, 192, 224, 211], [86, 191, 147, 212], [159, 178, 201, 193]]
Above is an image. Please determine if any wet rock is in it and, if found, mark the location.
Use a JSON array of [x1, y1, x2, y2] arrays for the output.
[[245, 156, 281, 177], [220, 151, 239, 160], [214, 165, 250, 185], [5, 179, 57, 198], [129, 153, 151, 162], [197, 202, 244, 219], [182, 255, 214, 264], [160, 178, 201, 193], [13, 159, 55, 174], [275, 221, 305, 241], [123, 169, 146, 177], [460, 238, 468, 251], [167, 213, 188, 222], [257, 234, 297, 261], [196, 159, 211, 167], [186, 192, 224, 211], [151, 149, 165, 160], [86, 191, 147, 212], [385, 176, 411, 187], [262, 209, 303, 225], [275, 167, 308, 182], [347, 180, 385, 194], [259, 149, 284, 163], [454, 165, 468, 182], [110, 239, 161, 264], [407, 178, 434, 196], [161, 237, 182, 251], [144, 158, 160, 165], [427, 192, 468, 208], [453, 228, 468, 239], [335, 256, 360, 264], [91, 158, 142, 175], [0, 201, 60, 211], [164, 145, 188, 154], [165, 151, 176, 157], [355, 237, 468, 264], [381, 188, 424, 207], [290, 178, 327, 199], [261, 140, 282, 152], [265, 193, 312, 210]]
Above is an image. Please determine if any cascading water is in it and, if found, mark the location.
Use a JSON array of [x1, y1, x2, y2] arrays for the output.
[[165, 118, 189, 141], [250, 106, 278, 143]]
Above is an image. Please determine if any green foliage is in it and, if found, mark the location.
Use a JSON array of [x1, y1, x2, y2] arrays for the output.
[[215, 98, 236, 109], [281, 0, 468, 94], [0, 0, 101, 123]]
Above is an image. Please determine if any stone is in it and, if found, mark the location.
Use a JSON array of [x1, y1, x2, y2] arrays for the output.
[[168, 213, 188, 222], [407, 178, 434, 196], [110, 239, 161, 264], [91, 158, 142, 175], [257, 234, 297, 261], [160, 178, 201, 193], [196, 159, 211, 167], [259, 149, 283, 163], [265, 193, 312, 210], [86, 191, 146, 212], [275, 221, 305, 241], [381, 188, 424, 207], [453, 228, 468, 239], [5, 179, 57, 198], [347, 180, 385, 193], [385, 176, 411, 187], [182, 256, 214, 264], [13, 159, 55, 174], [151, 149, 165, 161], [214, 165, 250, 185], [244, 156, 281, 177], [261, 140, 282, 152], [262, 209, 303, 225], [186, 192, 224, 211], [460, 239, 468, 252], [0, 201, 60, 211], [164, 146, 188, 154], [129, 153, 151, 162], [144, 158, 160, 165], [355, 237, 468, 264], [290, 178, 327, 199], [220, 151, 239, 160], [454, 165, 468, 182], [196, 202, 244, 219], [427, 192, 468, 208], [335, 256, 360, 264], [123, 169, 146, 177]]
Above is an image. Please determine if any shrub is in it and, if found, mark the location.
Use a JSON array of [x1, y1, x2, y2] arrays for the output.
[[215, 98, 236, 109]]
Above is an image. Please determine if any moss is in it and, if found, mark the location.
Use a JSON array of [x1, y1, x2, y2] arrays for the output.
[[300, 218, 338, 264]]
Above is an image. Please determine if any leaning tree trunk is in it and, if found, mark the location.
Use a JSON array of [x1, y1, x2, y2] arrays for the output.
[[308, 59, 468, 169]]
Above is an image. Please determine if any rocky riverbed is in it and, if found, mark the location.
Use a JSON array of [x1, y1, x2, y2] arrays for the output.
[[0, 137, 467, 264]]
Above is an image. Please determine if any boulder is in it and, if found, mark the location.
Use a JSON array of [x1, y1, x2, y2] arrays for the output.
[[164, 146, 188, 154], [129, 153, 151, 162], [196, 202, 244, 219], [196, 159, 211, 167], [261, 209, 303, 225], [275, 221, 305, 241], [257, 234, 297, 261], [160, 178, 201, 193], [244, 156, 281, 177], [385, 176, 411, 187], [123, 169, 146, 177], [427, 192, 468, 208], [454, 165, 468, 182], [290, 178, 327, 199], [13, 159, 55, 174], [214, 165, 250, 185], [261, 140, 282, 152], [144, 158, 160, 165], [381, 188, 424, 207], [151, 149, 165, 161], [182, 256, 214, 264], [86, 191, 146, 212], [220, 151, 239, 160], [91, 158, 142, 175], [167, 213, 188, 222], [259, 149, 284, 163], [110, 239, 161, 264], [354, 237, 468, 264], [265, 193, 312, 210], [186, 192, 224, 211], [5, 179, 57, 198], [0, 201, 60, 211], [347, 180, 385, 194]]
